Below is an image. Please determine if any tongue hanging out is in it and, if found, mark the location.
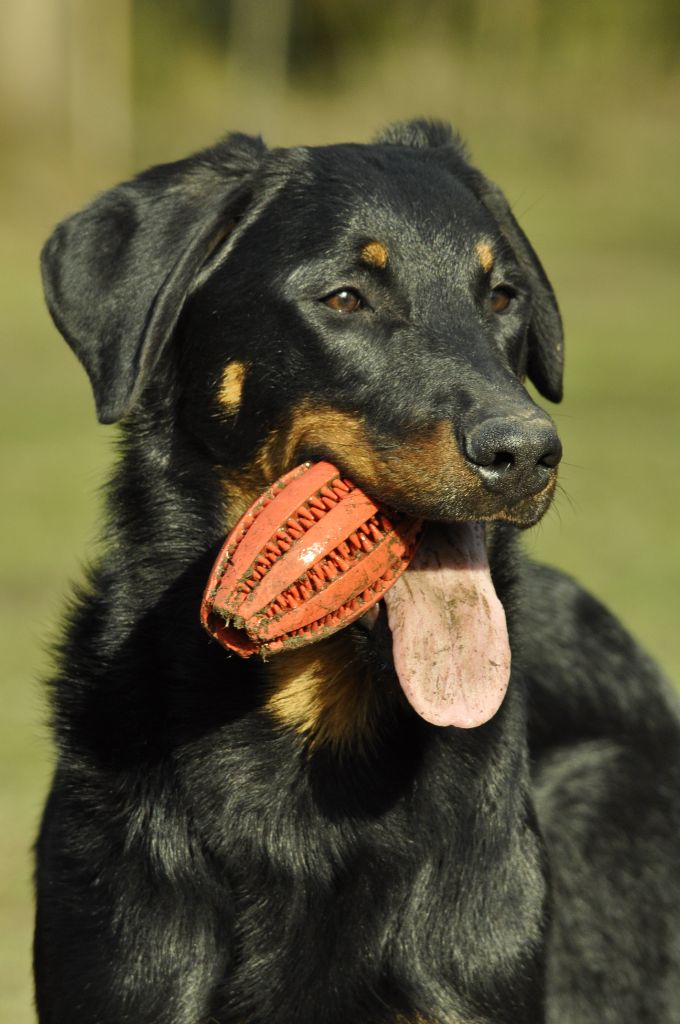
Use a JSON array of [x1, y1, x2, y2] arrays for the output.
[[383, 523, 511, 728], [201, 462, 511, 730]]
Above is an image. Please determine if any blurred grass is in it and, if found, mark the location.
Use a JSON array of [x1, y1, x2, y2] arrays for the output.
[[1, 22, 679, 1024]]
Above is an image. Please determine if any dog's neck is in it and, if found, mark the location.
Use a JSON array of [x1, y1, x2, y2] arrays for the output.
[[103, 426, 533, 803]]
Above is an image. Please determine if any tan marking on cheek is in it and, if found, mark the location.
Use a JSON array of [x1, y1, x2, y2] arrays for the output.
[[360, 240, 389, 269], [245, 402, 487, 518], [218, 408, 378, 531], [269, 405, 559, 524], [265, 405, 381, 484], [218, 361, 247, 412], [278, 405, 484, 511], [263, 634, 389, 753], [475, 240, 495, 274], [219, 399, 531, 535], [381, 419, 481, 508]]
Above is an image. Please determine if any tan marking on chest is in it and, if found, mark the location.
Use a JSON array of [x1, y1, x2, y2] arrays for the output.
[[269, 403, 482, 511], [219, 401, 493, 529], [263, 633, 389, 752]]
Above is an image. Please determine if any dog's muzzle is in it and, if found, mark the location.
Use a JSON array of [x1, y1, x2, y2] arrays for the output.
[[464, 413, 562, 503]]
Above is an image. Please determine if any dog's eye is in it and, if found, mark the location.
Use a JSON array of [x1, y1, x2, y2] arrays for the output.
[[322, 288, 364, 313], [488, 286, 515, 314]]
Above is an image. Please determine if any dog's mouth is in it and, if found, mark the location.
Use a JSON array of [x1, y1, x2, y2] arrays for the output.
[[357, 520, 510, 729], [204, 462, 515, 731]]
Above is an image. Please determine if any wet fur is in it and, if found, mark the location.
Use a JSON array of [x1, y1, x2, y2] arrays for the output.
[[35, 121, 680, 1022]]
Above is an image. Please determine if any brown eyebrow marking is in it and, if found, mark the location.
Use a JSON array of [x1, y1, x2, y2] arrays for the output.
[[359, 240, 389, 269], [218, 360, 247, 411], [475, 240, 495, 274]]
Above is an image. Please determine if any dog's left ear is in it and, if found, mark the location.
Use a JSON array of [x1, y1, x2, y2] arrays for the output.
[[41, 133, 267, 423], [377, 119, 564, 403]]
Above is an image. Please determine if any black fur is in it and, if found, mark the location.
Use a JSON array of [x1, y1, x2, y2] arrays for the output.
[[35, 119, 680, 1023]]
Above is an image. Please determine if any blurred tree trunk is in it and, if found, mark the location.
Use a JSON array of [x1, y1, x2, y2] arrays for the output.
[[65, 0, 133, 177]]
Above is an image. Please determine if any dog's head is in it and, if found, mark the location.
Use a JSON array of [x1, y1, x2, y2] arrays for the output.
[[42, 120, 562, 531], [42, 121, 564, 737]]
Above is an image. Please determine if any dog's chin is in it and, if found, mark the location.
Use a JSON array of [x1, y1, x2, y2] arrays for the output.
[[487, 480, 557, 530]]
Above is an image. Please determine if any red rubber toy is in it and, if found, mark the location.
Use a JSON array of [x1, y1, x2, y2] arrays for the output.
[[201, 461, 422, 657]]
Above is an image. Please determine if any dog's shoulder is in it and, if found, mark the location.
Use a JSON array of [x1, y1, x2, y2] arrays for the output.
[[518, 558, 680, 756]]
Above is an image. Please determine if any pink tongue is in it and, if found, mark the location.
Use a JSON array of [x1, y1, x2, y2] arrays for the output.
[[382, 523, 511, 728]]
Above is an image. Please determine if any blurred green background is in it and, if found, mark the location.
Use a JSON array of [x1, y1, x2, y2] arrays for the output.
[[1, 1, 679, 1019]]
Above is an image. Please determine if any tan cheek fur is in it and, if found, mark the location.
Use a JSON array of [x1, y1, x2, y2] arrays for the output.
[[267, 403, 482, 514], [220, 400, 487, 531], [218, 361, 247, 413]]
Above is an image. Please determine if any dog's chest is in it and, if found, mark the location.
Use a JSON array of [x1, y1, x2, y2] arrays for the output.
[[211, 840, 493, 1024], [188, 717, 545, 1023]]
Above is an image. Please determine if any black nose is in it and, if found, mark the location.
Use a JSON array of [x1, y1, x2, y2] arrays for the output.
[[465, 415, 562, 499]]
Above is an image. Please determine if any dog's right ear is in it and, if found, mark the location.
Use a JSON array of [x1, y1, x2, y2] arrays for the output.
[[41, 133, 267, 424]]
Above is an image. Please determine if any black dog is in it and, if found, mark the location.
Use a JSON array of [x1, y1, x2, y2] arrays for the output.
[[36, 120, 680, 1023]]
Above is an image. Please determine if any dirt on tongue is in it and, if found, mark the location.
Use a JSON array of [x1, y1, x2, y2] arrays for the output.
[[382, 522, 511, 728]]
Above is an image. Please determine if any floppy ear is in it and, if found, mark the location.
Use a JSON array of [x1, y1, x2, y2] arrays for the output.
[[377, 119, 564, 403], [41, 133, 267, 423]]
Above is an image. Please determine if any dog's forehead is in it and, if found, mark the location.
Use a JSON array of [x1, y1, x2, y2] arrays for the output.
[[261, 142, 496, 262]]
